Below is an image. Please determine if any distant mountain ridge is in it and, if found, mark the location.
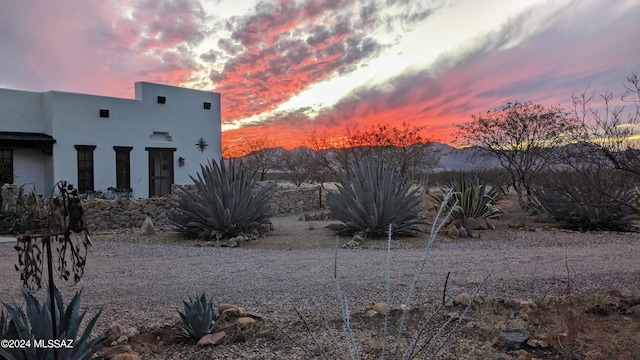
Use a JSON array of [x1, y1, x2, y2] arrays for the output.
[[430, 142, 501, 171], [236, 142, 501, 172]]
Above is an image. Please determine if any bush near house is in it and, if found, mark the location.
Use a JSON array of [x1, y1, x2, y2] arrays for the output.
[[172, 159, 272, 240], [326, 159, 424, 237]]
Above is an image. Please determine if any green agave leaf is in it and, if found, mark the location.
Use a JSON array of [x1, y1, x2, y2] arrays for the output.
[[172, 159, 273, 239], [327, 159, 425, 237]]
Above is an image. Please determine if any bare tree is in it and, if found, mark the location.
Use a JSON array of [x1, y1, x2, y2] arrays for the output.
[[334, 122, 440, 179], [305, 129, 341, 185], [457, 101, 576, 208], [237, 134, 280, 181], [568, 71, 640, 178], [277, 147, 313, 187]]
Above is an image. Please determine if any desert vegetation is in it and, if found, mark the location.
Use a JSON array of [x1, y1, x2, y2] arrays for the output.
[[325, 159, 424, 237], [172, 159, 273, 240]]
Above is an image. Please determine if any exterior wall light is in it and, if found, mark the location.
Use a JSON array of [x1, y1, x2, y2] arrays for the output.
[[178, 157, 185, 166]]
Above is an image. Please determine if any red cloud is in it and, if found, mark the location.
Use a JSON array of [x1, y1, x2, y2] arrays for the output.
[[222, 0, 640, 152]]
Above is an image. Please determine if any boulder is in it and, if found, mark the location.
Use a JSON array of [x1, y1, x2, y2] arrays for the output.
[[476, 218, 489, 230], [197, 331, 226, 346], [237, 317, 256, 329], [452, 293, 471, 306], [218, 303, 240, 314], [495, 330, 529, 350], [105, 322, 124, 342], [447, 225, 459, 239], [459, 226, 468, 238], [373, 302, 388, 315], [465, 217, 480, 231], [123, 327, 139, 338], [139, 216, 155, 235]]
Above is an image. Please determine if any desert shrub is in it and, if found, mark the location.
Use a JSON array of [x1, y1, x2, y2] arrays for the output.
[[430, 173, 501, 221], [326, 159, 424, 237], [534, 168, 639, 231], [174, 293, 216, 340], [0, 286, 103, 360], [172, 159, 272, 239]]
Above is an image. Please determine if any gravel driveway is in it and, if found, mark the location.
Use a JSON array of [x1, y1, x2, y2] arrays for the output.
[[1, 215, 639, 333]]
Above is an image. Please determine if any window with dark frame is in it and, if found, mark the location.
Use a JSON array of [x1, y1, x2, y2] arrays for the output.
[[114, 146, 132, 190], [75, 145, 96, 192], [0, 149, 13, 184]]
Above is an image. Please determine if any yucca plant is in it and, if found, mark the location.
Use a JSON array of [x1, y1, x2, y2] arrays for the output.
[[174, 293, 216, 341], [172, 159, 272, 239], [326, 159, 424, 237], [430, 174, 501, 221], [0, 286, 104, 360]]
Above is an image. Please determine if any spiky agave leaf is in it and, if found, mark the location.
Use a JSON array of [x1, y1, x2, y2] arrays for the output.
[[0, 286, 104, 360], [327, 159, 424, 237], [430, 174, 501, 221], [172, 159, 272, 239], [174, 293, 215, 340]]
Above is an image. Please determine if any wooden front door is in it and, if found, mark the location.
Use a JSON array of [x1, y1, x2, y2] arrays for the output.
[[147, 148, 175, 197]]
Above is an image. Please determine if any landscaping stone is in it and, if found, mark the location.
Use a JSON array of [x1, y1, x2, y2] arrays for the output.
[[465, 217, 480, 231], [373, 302, 387, 315], [495, 330, 529, 350], [139, 216, 155, 235], [197, 331, 226, 346], [448, 225, 459, 238], [459, 226, 468, 238], [476, 218, 489, 230], [123, 327, 139, 338], [237, 316, 256, 329], [453, 293, 471, 306], [105, 322, 124, 341], [218, 303, 240, 314]]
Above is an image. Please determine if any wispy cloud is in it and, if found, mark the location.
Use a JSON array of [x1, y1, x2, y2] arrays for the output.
[[222, 0, 640, 147], [205, 0, 439, 120], [0, 0, 211, 96], [0, 0, 637, 150]]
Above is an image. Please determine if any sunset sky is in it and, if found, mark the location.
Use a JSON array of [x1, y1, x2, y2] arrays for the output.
[[1, 0, 638, 154]]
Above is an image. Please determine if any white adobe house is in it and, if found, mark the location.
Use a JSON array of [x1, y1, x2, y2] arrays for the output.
[[0, 82, 221, 198]]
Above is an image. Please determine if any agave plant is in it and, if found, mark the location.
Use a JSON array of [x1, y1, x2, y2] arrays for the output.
[[326, 159, 424, 237], [172, 159, 272, 239], [430, 174, 501, 221], [174, 293, 216, 340], [0, 286, 103, 360]]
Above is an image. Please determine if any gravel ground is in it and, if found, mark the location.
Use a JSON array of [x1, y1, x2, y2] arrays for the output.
[[1, 214, 639, 335]]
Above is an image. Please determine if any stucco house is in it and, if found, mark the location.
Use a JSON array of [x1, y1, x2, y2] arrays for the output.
[[0, 82, 221, 198]]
